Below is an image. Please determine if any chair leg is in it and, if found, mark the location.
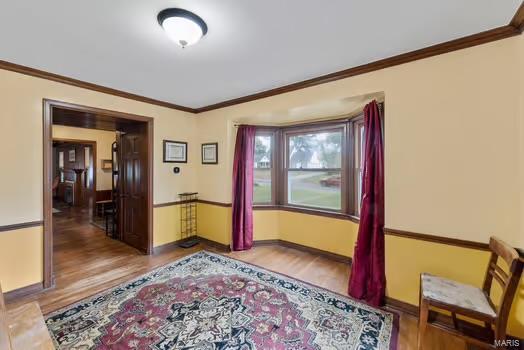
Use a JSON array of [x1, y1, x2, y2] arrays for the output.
[[494, 323, 506, 349], [418, 298, 429, 350]]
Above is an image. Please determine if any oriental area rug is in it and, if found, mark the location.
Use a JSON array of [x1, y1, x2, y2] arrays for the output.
[[45, 251, 398, 349]]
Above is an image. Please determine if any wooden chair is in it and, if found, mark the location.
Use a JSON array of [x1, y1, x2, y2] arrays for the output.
[[418, 236, 523, 349], [0, 283, 54, 349]]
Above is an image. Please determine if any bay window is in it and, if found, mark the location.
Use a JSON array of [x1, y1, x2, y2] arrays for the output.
[[253, 114, 365, 218]]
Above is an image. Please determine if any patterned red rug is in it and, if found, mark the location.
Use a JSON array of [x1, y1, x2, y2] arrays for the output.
[[45, 251, 398, 349]]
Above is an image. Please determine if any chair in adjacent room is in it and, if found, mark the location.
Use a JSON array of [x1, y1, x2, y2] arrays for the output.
[[418, 236, 523, 349]]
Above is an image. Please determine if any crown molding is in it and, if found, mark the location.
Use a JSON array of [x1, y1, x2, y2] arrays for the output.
[[194, 25, 520, 113], [1, 2, 522, 115], [510, 1, 524, 32], [0, 60, 197, 113]]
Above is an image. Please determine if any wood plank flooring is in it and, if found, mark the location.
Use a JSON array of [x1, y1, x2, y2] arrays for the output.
[[7, 205, 467, 349]]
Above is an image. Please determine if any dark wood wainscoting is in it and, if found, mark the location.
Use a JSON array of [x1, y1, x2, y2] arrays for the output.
[[95, 190, 112, 202]]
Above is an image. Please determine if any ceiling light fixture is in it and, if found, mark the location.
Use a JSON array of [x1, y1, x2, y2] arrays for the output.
[[158, 8, 208, 48]]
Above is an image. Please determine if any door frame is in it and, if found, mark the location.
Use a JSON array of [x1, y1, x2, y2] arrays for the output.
[[52, 138, 97, 209], [43, 99, 154, 289]]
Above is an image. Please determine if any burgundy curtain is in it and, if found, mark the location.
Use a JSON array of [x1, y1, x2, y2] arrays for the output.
[[348, 100, 386, 307], [231, 125, 256, 251]]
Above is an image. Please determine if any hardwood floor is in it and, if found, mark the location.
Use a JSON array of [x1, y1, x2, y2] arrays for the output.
[[7, 206, 468, 349]]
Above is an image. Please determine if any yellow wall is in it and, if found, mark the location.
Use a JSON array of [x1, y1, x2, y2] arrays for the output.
[[279, 211, 357, 257], [196, 203, 231, 245], [0, 68, 198, 290], [196, 205, 357, 257], [0, 28, 523, 337], [515, 34, 524, 336], [196, 202, 524, 337], [52, 125, 116, 191], [0, 226, 43, 292], [386, 235, 524, 336], [153, 205, 182, 247], [194, 205, 280, 245], [0, 67, 198, 228], [253, 210, 280, 241], [193, 36, 524, 337], [520, 34, 524, 253], [196, 37, 522, 248]]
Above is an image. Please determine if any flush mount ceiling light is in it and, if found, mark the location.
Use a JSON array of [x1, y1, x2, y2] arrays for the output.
[[158, 8, 208, 48]]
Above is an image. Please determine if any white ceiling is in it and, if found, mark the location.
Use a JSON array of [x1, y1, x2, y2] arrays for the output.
[[0, 1, 520, 109]]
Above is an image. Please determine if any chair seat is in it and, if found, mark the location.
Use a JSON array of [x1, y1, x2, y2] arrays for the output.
[[421, 273, 496, 318]]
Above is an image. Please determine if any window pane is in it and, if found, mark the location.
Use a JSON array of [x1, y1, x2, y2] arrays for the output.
[[289, 131, 342, 169], [359, 126, 365, 203], [255, 135, 271, 168], [254, 135, 272, 203], [288, 170, 341, 210], [254, 169, 272, 203]]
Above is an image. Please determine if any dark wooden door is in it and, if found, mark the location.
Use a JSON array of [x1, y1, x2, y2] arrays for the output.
[[119, 124, 148, 252]]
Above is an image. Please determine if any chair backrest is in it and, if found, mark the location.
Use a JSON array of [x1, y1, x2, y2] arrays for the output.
[[52, 176, 60, 191], [482, 237, 524, 332], [0, 283, 13, 350]]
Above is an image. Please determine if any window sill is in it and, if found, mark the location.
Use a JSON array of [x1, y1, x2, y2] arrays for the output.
[[252, 204, 360, 224]]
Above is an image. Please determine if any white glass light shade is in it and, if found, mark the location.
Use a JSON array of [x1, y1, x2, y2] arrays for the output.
[[162, 16, 204, 47]]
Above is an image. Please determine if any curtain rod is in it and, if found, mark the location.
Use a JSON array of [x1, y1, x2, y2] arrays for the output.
[[233, 124, 271, 128], [233, 124, 286, 128], [233, 115, 355, 128]]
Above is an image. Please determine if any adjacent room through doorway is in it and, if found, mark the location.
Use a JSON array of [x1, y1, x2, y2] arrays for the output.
[[52, 139, 98, 226], [43, 100, 154, 290]]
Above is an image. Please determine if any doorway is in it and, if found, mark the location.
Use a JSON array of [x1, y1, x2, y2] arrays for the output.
[[43, 99, 154, 289]]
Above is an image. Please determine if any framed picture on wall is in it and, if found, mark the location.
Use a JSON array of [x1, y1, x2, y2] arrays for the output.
[[201, 143, 218, 164], [163, 140, 187, 163], [68, 149, 76, 162]]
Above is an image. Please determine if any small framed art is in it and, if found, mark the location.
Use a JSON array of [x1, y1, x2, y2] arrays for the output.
[[201, 142, 218, 164], [163, 140, 187, 163]]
